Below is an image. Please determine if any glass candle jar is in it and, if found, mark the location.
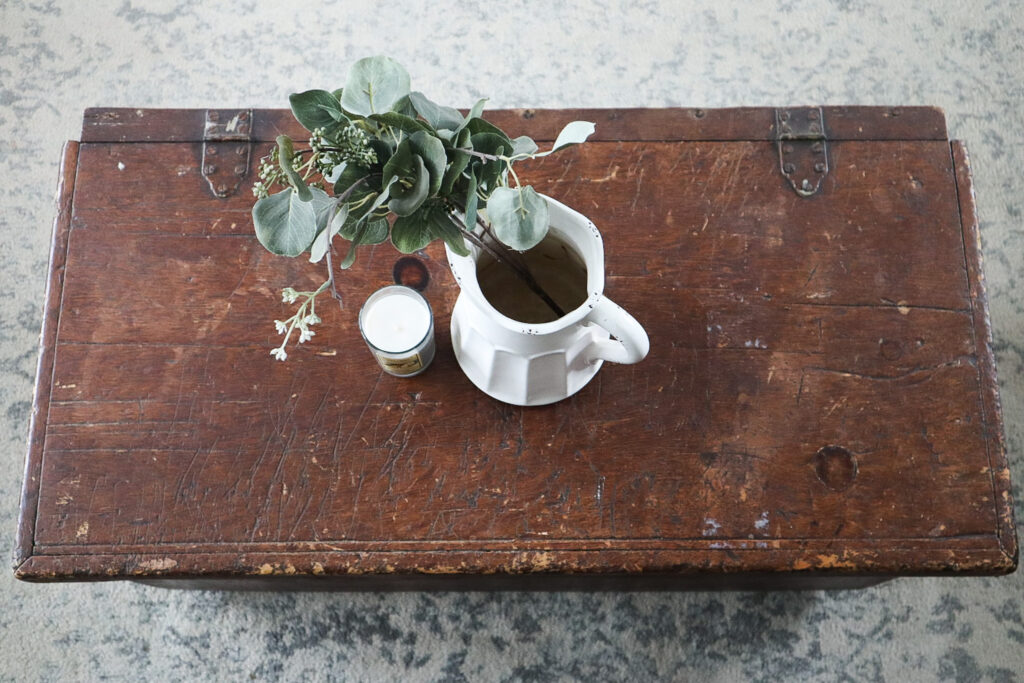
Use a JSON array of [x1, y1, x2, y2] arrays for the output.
[[358, 285, 435, 377]]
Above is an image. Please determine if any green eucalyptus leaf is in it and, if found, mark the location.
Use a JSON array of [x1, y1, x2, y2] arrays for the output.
[[276, 136, 313, 201], [339, 214, 387, 245], [333, 163, 373, 199], [463, 174, 479, 235], [382, 139, 414, 185], [309, 187, 337, 229], [408, 131, 446, 195], [289, 90, 345, 131], [329, 203, 350, 235], [390, 202, 465, 254], [367, 139, 392, 169], [337, 179, 394, 270], [391, 208, 435, 254], [252, 188, 318, 257], [408, 91, 464, 130], [361, 217, 390, 245], [389, 154, 429, 216], [392, 94, 417, 117], [510, 135, 539, 157], [469, 131, 513, 157], [368, 111, 431, 135], [454, 98, 487, 133], [366, 177, 396, 215], [441, 127, 473, 194], [308, 202, 348, 263], [391, 94, 415, 116], [486, 185, 549, 251], [338, 217, 389, 269], [341, 56, 410, 116], [430, 208, 470, 256], [465, 117, 511, 143], [548, 120, 595, 153], [339, 242, 359, 269]]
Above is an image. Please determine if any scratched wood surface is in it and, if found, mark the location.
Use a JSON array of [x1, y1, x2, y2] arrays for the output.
[[14, 107, 1016, 587]]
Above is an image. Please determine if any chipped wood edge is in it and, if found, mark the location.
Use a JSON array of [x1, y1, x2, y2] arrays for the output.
[[13, 543, 1017, 583], [953, 139, 1019, 573], [12, 141, 79, 575]]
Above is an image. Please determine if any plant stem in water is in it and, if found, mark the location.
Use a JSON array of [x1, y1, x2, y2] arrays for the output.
[[454, 219, 566, 319]]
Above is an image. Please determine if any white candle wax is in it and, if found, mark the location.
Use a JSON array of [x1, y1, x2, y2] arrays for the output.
[[361, 291, 431, 352]]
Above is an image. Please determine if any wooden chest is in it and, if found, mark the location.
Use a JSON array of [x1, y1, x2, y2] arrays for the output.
[[14, 106, 1017, 589]]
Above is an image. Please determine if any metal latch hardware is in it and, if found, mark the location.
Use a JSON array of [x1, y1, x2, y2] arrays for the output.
[[775, 107, 828, 198], [202, 109, 253, 198]]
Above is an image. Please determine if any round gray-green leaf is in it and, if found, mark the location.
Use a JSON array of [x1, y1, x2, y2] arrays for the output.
[[341, 56, 411, 116], [510, 135, 538, 157], [391, 209, 435, 254], [486, 186, 549, 251], [408, 91, 464, 130], [252, 188, 318, 257], [289, 90, 345, 131]]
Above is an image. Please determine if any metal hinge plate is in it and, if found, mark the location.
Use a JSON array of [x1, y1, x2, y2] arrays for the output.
[[775, 107, 828, 198], [202, 109, 253, 198]]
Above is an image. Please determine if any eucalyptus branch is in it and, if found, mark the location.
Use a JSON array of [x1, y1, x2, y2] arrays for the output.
[[454, 148, 500, 161], [324, 243, 343, 311], [252, 56, 596, 360]]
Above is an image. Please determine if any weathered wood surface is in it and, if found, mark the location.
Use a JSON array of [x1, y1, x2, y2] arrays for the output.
[[14, 107, 1016, 587], [82, 106, 948, 143]]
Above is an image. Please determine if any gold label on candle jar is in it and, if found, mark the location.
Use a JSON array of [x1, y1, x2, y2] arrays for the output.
[[376, 352, 423, 375]]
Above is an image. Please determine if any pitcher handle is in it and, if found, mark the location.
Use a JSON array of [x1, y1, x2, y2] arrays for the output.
[[583, 295, 649, 365]]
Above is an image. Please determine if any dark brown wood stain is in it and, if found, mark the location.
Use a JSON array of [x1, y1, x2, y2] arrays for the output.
[[13, 107, 1016, 588]]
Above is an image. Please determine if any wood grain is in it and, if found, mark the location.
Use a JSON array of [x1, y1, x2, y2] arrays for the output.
[[14, 108, 1015, 587]]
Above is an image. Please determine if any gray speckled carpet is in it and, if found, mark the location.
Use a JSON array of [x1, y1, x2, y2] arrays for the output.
[[2, 1, 1022, 681]]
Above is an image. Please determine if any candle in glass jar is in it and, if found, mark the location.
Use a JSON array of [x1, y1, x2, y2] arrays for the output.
[[358, 285, 435, 376]]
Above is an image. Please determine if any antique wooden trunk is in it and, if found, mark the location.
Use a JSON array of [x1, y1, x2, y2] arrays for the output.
[[13, 106, 1017, 589]]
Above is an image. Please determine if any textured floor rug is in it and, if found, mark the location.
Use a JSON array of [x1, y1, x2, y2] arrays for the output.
[[1, 1, 1021, 680]]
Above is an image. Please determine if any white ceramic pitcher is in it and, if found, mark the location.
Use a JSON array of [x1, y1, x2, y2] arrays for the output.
[[445, 194, 649, 406]]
